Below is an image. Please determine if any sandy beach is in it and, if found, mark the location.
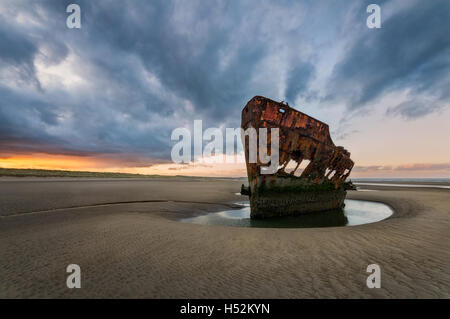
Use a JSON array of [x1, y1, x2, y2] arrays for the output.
[[0, 177, 448, 298]]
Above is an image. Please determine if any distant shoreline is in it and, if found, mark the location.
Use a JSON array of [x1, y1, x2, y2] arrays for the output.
[[0, 168, 245, 180], [0, 167, 157, 178], [352, 178, 450, 187], [1, 167, 448, 184]]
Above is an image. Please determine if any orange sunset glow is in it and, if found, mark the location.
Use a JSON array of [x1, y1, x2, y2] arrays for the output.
[[0, 1, 449, 180], [2, 152, 450, 178], [0, 154, 103, 171]]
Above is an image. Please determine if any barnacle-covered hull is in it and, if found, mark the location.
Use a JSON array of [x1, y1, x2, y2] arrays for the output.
[[241, 96, 354, 219]]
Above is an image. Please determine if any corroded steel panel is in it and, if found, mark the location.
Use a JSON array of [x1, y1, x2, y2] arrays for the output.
[[241, 96, 354, 219]]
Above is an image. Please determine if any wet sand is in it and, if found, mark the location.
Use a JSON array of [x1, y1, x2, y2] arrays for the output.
[[0, 177, 448, 298]]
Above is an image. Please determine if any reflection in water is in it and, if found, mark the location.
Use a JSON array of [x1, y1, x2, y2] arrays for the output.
[[181, 199, 393, 228]]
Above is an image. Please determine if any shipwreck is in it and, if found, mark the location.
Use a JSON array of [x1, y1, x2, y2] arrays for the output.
[[241, 96, 354, 219]]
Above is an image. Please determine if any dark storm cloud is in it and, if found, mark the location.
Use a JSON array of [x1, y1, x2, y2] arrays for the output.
[[0, 0, 448, 163], [328, 0, 450, 118], [285, 63, 314, 103], [0, 19, 39, 88], [385, 98, 447, 120], [0, 0, 314, 161], [0, 22, 35, 66], [0, 86, 91, 155], [75, 0, 269, 122]]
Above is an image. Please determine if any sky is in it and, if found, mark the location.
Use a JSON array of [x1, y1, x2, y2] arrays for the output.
[[0, 0, 449, 178]]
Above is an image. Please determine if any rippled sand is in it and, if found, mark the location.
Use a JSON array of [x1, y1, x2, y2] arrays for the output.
[[0, 177, 448, 298]]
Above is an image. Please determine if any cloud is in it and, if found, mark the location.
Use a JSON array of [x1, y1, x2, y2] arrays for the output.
[[0, 0, 316, 161], [353, 165, 393, 172], [354, 163, 450, 172], [285, 63, 315, 103], [0, 0, 448, 166], [328, 0, 450, 118], [394, 163, 450, 171], [386, 98, 447, 119]]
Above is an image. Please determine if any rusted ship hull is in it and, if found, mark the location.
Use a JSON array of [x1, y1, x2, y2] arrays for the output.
[[241, 96, 354, 219]]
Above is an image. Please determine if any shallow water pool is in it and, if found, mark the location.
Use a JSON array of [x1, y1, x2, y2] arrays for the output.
[[181, 199, 393, 228]]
